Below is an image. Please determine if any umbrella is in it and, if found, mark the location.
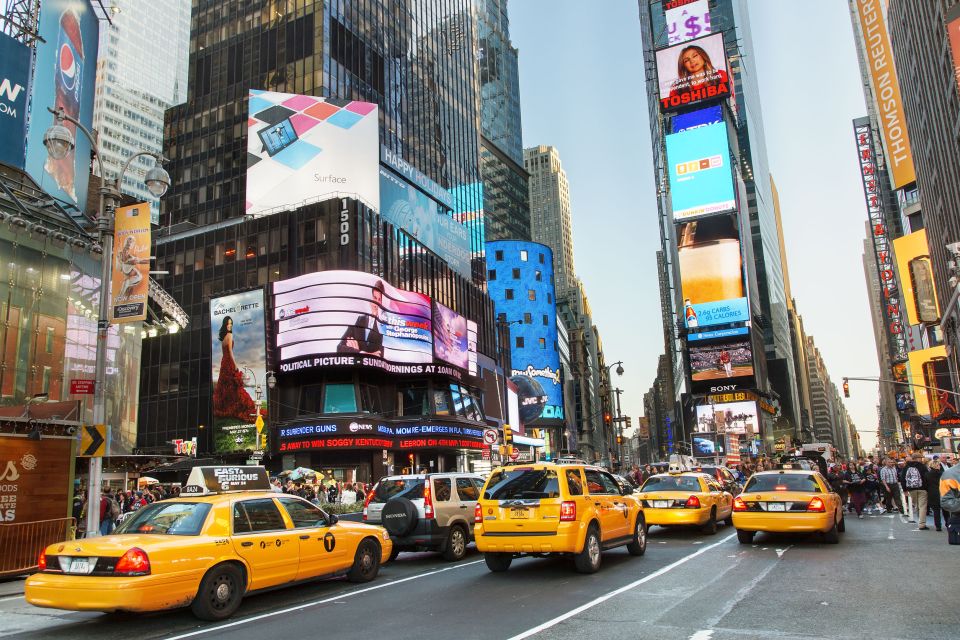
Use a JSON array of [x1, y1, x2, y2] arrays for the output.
[[284, 467, 318, 482], [138, 476, 159, 487]]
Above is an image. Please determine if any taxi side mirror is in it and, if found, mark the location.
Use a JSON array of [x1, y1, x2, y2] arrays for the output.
[[328, 513, 339, 526], [620, 485, 632, 496]]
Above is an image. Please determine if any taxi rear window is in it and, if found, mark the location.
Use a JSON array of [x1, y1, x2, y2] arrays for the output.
[[745, 474, 821, 493], [484, 469, 560, 500], [370, 478, 424, 504], [640, 476, 701, 493], [114, 502, 211, 536]]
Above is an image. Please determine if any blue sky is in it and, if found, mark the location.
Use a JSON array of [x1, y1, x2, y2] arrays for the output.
[[510, 1, 879, 450]]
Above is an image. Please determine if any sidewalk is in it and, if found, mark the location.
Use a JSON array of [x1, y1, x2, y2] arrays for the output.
[[0, 577, 26, 597]]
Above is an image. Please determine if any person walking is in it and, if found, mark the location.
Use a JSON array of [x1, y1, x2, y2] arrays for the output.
[[845, 463, 868, 518], [927, 457, 947, 532], [940, 459, 960, 545], [902, 453, 929, 530], [880, 458, 903, 513]]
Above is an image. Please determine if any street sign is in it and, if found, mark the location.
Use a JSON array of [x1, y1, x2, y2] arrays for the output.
[[510, 448, 520, 461], [483, 429, 498, 445], [481, 447, 491, 461], [255, 414, 265, 433], [70, 379, 96, 395], [79, 424, 106, 457]]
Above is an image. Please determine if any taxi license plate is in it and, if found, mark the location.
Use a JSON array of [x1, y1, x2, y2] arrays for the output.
[[66, 558, 96, 574], [766, 502, 786, 512], [510, 508, 529, 519], [653, 500, 670, 508]]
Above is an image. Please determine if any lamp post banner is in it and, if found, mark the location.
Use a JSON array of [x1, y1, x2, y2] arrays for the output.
[[110, 202, 151, 323]]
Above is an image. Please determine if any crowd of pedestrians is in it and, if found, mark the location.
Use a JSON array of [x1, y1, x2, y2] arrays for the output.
[[271, 478, 371, 507]]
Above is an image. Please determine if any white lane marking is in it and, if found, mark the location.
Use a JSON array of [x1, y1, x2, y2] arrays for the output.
[[689, 631, 714, 640], [703, 547, 783, 629], [775, 546, 791, 558], [163, 559, 484, 640], [505, 533, 736, 640], [888, 516, 896, 541], [0, 595, 23, 603], [692, 541, 703, 545]]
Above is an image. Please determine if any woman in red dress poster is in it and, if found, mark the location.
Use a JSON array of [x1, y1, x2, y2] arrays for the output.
[[213, 316, 257, 421]]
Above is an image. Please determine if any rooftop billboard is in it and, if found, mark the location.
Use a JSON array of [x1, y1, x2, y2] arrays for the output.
[[665, 121, 736, 220], [656, 32, 730, 112]]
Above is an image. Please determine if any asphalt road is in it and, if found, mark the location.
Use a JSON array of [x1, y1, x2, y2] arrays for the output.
[[2, 511, 957, 640]]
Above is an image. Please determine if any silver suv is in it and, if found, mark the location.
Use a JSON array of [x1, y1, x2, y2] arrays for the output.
[[364, 473, 485, 561]]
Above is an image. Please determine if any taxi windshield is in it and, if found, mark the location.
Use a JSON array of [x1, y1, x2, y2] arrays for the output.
[[484, 468, 560, 500], [114, 502, 212, 536], [745, 474, 821, 493], [640, 476, 701, 493]]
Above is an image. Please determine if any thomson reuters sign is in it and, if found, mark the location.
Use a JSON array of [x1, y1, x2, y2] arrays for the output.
[[855, 0, 916, 190]]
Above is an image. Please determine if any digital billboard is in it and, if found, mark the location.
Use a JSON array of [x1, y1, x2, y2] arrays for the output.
[[656, 32, 730, 112], [950, 5, 960, 100], [677, 216, 748, 328], [245, 90, 379, 216], [210, 290, 267, 454], [666, 122, 736, 220], [433, 302, 469, 370], [110, 203, 151, 323], [0, 32, 31, 169], [893, 229, 939, 326], [695, 400, 758, 435], [689, 339, 754, 387], [670, 105, 722, 134], [379, 167, 471, 279], [24, 0, 99, 209], [907, 345, 951, 417], [692, 432, 722, 458], [664, 0, 711, 46]]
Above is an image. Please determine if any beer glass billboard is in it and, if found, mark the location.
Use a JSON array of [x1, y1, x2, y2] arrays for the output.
[[656, 32, 730, 112], [677, 215, 748, 328], [210, 290, 267, 453], [666, 122, 736, 220]]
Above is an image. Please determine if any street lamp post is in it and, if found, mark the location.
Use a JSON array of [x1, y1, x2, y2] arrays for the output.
[[44, 106, 171, 538]]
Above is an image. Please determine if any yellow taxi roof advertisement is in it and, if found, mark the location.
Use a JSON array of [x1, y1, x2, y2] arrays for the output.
[[185, 466, 271, 494]]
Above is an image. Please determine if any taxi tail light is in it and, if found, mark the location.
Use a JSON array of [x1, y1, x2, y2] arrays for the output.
[[114, 547, 151, 576], [732, 497, 747, 512], [474, 503, 483, 523], [807, 497, 826, 513], [560, 501, 577, 521], [423, 482, 434, 520], [37, 549, 47, 571], [362, 488, 376, 521], [685, 495, 701, 509]]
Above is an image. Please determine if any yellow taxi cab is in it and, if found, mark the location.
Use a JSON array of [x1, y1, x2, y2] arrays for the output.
[[474, 462, 646, 574], [25, 466, 392, 620], [636, 472, 733, 534], [732, 468, 844, 544]]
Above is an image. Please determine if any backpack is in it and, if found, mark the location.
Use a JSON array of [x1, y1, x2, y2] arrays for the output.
[[109, 498, 121, 519], [905, 466, 923, 489]]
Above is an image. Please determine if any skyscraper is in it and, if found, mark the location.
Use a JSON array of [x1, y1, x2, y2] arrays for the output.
[[91, 0, 190, 223], [525, 145, 576, 299]]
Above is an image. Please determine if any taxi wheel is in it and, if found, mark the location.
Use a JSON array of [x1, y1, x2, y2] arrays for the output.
[[347, 539, 382, 583], [574, 525, 602, 574], [191, 563, 244, 621], [823, 521, 840, 544], [724, 514, 734, 526], [837, 513, 846, 533], [442, 525, 468, 561], [703, 509, 718, 535], [736, 529, 754, 544], [484, 552, 513, 572], [626, 515, 647, 556]]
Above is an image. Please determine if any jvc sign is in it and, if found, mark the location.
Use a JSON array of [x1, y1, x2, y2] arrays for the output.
[[0, 32, 31, 169]]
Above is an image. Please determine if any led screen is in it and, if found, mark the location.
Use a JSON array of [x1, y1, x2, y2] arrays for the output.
[[671, 105, 723, 134], [0, 32, 31, 169], [433, 302, 469, 370], [689, 339, 753, 386], [677, 216, 748, 328], [695, 400, 758, 435], [666, 121, 736, 220], [692, 433, 722, 457], [245, 90, 379, 216], [656, 32, 730, 112], [664, 0, 711, 46]]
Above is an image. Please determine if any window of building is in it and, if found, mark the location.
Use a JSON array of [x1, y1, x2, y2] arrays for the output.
[[505, 289, 514, 300], [45, 327, 54, 353], [539, 338, 546, 349], [516, 336, 524, 348], [432, 388, 452, 415], [539, 253, 545, 264], [512, 268, 520, 279], [360, 383, 382, 414], [520, 250, 528, 262], [528, 290, 536, 301], [299, 384, 322, 414], [535, 270, 542, 282], [399, 383, 428, 417], [488, 269, 496, 280], [323, 383, 357, 413], [495, 250, 503, 261], [543, 314, 549, 326], [547, 293, 552, 304], [524, 312, 532, 324]]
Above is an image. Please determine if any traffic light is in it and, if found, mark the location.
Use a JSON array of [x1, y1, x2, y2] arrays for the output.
[[502, 423, 513, 457], [843, 378, 850, 398], [604, 413, 612, 426], [617, 435, 623, 444], [260, 431, 268, 450]]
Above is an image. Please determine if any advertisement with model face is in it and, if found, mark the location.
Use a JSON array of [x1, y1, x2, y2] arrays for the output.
[[666, 121, 736, 220], [664, 0, 711, 46], [110, 203, 151, 323], [245, 90, 379, 216], [656, 32, 730, 112], [210, 290, 267, 453], [677, 215, 748, 328], [273, 271, 434, 369], [433, 302, 469, 370], [689, 339, 754, 388], [24, 0, 99, 208], [695, 400, 758, 435]]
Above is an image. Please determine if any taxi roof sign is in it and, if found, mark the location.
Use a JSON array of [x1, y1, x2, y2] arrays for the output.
[[184, 466, 271, 495]]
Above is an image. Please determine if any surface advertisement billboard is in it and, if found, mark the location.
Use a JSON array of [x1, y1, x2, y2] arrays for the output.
[[379, 167, 471, 279], [656, 32, 730, 112], [689, 339, 754, 388], [854, 0, 916, 190], [677, 216, 748, 328], [110, 203, 151, 323], [666, 121, 736, 220], [0, 32, 32, 169], [433, 302, 469, 370], [893, 229, 939, 326], [950, 5, 960, 99], [695, 400, 758, 435], [670, 104, 722, 134], [907, 345, 951, 417], [664, 0, 711, 46], [692, 432, 723, 458], [210, 290, 267, 454], [24, 0, 99, 209], [245, 90, 379, 216]]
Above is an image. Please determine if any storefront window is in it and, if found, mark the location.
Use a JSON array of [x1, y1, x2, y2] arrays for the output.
[[299, 384, 322, 414], [360, 383, 382, 414], [399, 384, 428, 417], [323, 383, 357, 413], [432, 388, 452, 415]]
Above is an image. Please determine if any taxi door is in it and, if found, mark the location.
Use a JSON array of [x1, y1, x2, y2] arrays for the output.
[[584, 469, 627, 541], [708, 479, 733, 519], [231, 497, 301, 590], [277, 496, 349, 580]]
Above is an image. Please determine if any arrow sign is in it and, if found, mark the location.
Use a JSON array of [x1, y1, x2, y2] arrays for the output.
[[79, 424, 106, 457]]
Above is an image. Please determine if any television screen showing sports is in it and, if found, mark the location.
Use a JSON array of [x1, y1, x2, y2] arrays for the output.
[[689, 339, 754, 385]]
